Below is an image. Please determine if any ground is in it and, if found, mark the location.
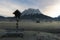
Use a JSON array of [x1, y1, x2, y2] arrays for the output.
[[0, 20, 60, 40]]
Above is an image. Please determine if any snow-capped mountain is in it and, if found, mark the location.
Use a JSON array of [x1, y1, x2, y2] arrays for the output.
[[22, 8, 41, 16], [0, 9, 53, 21], [21, 8, 52, 20]]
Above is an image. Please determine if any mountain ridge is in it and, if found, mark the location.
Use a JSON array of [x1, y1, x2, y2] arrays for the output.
[[0, 8, 56, 21]]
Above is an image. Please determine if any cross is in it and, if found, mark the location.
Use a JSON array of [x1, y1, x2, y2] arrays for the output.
[[13, 9, 21, 32]]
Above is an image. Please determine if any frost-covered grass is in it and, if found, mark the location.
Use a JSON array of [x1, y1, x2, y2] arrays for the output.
[[36, 32, 60, 40], [0, 21, 60, 29], [0, 21, 60, 40], [0, 31, 60, 40]]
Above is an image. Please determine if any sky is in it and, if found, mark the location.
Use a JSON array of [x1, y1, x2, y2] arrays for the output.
[[0, 0, 60, 17]]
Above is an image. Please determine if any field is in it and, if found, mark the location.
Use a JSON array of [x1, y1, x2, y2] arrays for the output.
[[0, 20, 60, 29], [0, 20, 60, 40]]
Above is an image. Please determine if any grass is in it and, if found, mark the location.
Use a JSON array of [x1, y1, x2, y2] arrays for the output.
[[0, 20, 60, 33], [0, 31, 60, 40], [0, 21, 60, 30], [0, 20, 60, 40]]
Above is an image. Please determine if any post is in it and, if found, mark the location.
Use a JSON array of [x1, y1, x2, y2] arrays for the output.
[[13, 10, 22, 37], [16, 17, 19, 32]]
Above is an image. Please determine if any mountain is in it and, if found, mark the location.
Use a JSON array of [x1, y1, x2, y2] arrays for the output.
[[0, 9, 53, 21], [22, 8, 40, 15], [21, 8, 53, 21], [54, 16, 60, 21]]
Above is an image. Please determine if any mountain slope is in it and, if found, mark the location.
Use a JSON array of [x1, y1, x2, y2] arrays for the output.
[[21, 8, 53, 20]]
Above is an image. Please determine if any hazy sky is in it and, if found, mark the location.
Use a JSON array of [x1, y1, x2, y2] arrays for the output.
[[0, 0, 60, 17]]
